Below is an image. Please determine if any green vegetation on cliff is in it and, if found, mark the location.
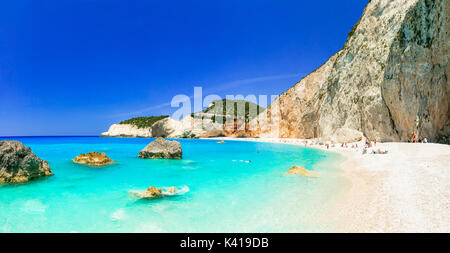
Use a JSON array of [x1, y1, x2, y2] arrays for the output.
[[118, 99, 264, 128], [194, 99, 265, 123], [119, 116, 168, 129]]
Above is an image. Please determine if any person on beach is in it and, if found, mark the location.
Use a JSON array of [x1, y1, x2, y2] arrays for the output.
[[410, 131, 418, 143], [366, 138, 372, 147], [362, 147, 368, 154]]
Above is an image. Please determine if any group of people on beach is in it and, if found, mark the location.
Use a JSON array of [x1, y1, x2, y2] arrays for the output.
[[362, 147, 388, 155], [410, 131, 428, 143], [326, 138, 388, 155], [239, 131, 430, 158], [362, 138, 388, 155], [324, 143, 358, 149]]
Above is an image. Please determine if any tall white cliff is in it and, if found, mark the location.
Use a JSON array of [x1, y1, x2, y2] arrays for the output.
[[252, 0, 449, 142]]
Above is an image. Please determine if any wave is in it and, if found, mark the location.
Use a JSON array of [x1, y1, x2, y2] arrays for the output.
[[161, 185, 190, 196]]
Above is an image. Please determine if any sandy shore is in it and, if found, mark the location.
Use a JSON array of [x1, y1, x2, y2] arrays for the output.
[[205, 137, 450, 232]]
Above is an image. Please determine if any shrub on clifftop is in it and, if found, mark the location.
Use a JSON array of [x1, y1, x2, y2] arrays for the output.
[[119, 116, 168, 129]]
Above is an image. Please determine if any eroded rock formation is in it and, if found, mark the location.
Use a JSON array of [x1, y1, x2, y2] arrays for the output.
[[72, 152, 114, 166], [138, 137, 183, 159], [0, 140, 53, 184]]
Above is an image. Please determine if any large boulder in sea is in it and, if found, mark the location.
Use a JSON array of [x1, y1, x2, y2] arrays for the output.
[[72, 152, 114, 166], [0, 140, 53, 184], [138, 137, 182, 159]]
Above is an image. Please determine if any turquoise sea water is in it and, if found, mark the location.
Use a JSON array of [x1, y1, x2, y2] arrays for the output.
[[0, 137, 345, 232]]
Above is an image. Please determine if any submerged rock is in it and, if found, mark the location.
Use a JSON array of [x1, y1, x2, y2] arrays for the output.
[[72, 152, 114, 166], [138, 137, 182, 159], [286, 166, 319, 178], [131, 186, 163, 199], [0, 140, 54, 184], [130, 185, 190, 199]]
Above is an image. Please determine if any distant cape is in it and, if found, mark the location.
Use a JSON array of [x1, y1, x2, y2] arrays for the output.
[[101, 100, 264, 138]]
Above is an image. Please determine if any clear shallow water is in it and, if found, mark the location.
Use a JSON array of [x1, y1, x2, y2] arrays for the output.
[[0, 137, 345, 232]]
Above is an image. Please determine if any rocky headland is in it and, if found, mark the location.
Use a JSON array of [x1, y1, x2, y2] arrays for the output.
[[101, 100, 264, 139], [101, 0, 448, 145], [0, 140, 54, 184], [101, 124, 152, 138]]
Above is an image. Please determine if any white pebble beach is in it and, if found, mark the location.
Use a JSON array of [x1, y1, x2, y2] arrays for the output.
[[206, 137, 450, 232]]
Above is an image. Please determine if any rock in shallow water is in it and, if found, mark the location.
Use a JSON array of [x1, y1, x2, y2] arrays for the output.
[[0, 140, 53, 184], [286, 166, 318, 178], [72, 152, 114, 166], [138, 137, 182, 159], [131, 186, 163, 199], [130, 186, 190, 199]]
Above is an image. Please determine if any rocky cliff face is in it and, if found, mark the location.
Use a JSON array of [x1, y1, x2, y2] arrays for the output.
[[381, 0, 449, 142], [102, 116, 225, 139], [252, 0, 449, 142], [101, 124, 152, 138], [151, 116, 224, 138]]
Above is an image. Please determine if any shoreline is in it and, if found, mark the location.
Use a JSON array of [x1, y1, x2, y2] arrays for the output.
[[3, 135, 448, 232], [204, 137, 450, 232]]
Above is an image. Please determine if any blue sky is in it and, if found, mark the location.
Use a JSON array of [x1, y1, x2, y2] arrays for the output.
[[0, 0, 367, 136]]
